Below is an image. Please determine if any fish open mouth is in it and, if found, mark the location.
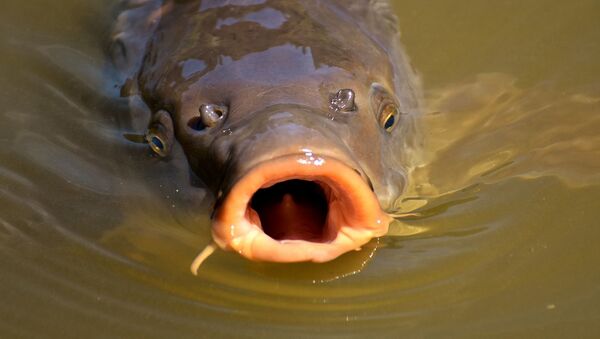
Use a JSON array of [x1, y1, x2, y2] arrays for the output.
[[210, 154, 391, 262], [251, 179, 333, 243]]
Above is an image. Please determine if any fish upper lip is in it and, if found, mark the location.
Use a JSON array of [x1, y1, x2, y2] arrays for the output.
[[222, 142, 371, 189], [210, 153, 391, 263], [214, 150, 372, 208]]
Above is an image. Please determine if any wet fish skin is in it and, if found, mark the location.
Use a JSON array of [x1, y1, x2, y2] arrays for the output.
[[112, 0, 421, 262]]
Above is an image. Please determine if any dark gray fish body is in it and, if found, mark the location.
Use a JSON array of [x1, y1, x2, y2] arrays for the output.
[[112, 0, 420, 263]]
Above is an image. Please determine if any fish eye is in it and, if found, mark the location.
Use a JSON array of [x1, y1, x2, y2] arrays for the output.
[[144, 109, 173, 158], [379, 103, 399, 132], [145, 130, 169, 157], [370, 83, 401, 133], [150, 135, 164, 151]]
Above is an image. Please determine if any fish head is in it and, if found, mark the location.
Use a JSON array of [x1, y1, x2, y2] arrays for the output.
[[135, 2, 420, 262]]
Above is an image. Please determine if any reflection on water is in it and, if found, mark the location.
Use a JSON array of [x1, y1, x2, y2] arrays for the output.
[[1, 0, 599, 337]]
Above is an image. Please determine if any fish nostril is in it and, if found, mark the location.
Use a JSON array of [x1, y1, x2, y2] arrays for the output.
[[200, 104, 227, 127], [329, 89, 356, 113], [188, 116, 205, 131], [188, 104, 229, 132]]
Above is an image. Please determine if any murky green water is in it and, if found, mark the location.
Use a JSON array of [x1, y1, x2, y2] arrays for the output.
[[1, 1, 599, 337]]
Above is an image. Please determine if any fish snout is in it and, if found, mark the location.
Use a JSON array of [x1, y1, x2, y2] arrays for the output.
[[208, 108, 391, 263], [225, 105, 356, 172]]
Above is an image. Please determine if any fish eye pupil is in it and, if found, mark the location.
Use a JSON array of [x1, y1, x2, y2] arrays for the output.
[[151, 136, 164, 150], [384, 114, 395, 131], [380, 103, 398, 132]]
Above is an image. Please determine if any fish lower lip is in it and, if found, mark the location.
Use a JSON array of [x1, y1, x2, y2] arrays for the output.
[[210, 154, 391, 263]]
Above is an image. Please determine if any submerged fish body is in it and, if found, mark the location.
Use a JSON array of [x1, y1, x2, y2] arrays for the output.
[[112, 0, 421, 263]]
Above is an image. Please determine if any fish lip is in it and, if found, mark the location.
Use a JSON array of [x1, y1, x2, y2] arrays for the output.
[[210, 153, 391, 263]]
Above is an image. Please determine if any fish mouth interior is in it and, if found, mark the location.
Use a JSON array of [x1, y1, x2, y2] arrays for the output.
[[249, 179, 334, 243]]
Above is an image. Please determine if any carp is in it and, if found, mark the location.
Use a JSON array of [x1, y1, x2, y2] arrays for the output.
[[111, 0, 420, 268]]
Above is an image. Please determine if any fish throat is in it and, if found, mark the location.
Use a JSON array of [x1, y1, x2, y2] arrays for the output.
[[250, 179, 333, 243]]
